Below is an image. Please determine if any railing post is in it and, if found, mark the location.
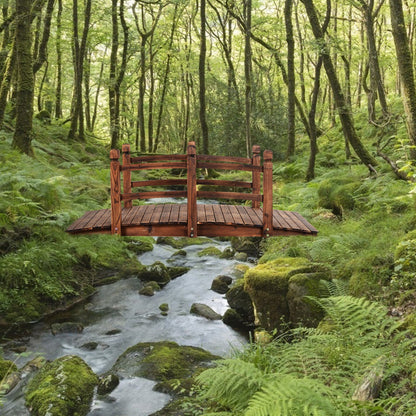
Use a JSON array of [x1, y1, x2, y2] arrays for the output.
[[187, 141, 197, 237], [262, 149, 273, 238], [110, 149, 122, 235], [122, 144, 132, 209], [252, 145, 261, 209]]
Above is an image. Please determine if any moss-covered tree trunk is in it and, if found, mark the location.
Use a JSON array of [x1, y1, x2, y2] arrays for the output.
[[285, 0, 296, 158], [0, 41, 16, 129], [199, 0, 209, 154], [389, 0, 416, 160], [12, 0, 34, 155], [300, 0, 377, 169], [54, 0, 62, 119]]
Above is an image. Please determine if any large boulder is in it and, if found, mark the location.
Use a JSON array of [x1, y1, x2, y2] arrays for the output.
[[25, 355, 98, 416], [137, 262, 189, 286], [211, 275, 232, 294], [112, 341, 218, 383], [244, 257, 329, 331], [231, 237, 262, 257]]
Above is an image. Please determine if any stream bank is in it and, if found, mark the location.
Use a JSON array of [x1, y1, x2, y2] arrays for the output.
[[2, 238, 250, 415]]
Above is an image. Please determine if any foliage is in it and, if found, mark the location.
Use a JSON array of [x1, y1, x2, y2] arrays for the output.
[[196, 296, 416, 415]]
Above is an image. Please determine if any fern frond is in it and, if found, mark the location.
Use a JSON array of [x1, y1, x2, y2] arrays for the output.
[[197, 359, 265, 411], [245, 375, 345, 416]]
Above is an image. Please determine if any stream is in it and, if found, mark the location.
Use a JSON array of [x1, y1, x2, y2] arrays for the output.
[[2, 239, 249, 415]]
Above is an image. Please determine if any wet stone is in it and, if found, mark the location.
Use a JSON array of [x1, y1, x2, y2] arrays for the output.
[[190, 303, 222, 320], [51, 322, 84, 335]]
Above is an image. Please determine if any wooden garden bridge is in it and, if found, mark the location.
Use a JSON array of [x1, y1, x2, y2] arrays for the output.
[[66, 142, 317, 238]]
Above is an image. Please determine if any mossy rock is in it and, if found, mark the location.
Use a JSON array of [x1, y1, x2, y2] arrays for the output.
[[0, 358, 17, 380], [197, 246, 222, 257], [233, 263, 250, 278], [231, 237, 261, 257], [97, 373, 119, 395], [116, 260, 146, 279], [159, 303, 169, 312], [244, 257, 324, 331], [226, 279, 254, 325], [137, 261, 171, 286], [112, 341, 219, 381], [287, 272, 331, 327], [223, 308, 247, 330], [126, 238, 154, 254], [211, 276, 230, 294], [156, 237, 209, 249], [168, 266, 190, 279], [25, 355, 98, 416], [219, 247, 235, 259], [172, 249, 187, 257]]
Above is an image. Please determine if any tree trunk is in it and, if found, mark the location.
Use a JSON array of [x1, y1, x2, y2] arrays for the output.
[[285, 0, 295, 158], [244, 0, 252, 158], [0, 41, 16, 129], [199, 0, 209, 154], [32, 0, 55, 74], [12, 0, 34, 155], [301, 0, 377, 168], [389, 0, 416, 159], [54, 0, 62, 119]]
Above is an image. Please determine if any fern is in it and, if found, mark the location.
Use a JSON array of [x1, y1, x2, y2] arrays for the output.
[[197, 359, 265, 412], [197, 296, 416, 415], [246, 375, 344, 416]]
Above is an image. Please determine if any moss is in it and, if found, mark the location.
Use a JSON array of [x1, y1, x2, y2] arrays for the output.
[[25, 355, 98, 416], [136, 261, 171, 285], [156, 236, 210, 249], [219, 247, 235, 259], [0, 359, 17, 380], [244, 257, 312, 292], [197, 246, 222, 257], [113, 341, 218, 382], [168, 266, 190, 279], [233, 263, 250, 278], [126, 238, 154, 254]]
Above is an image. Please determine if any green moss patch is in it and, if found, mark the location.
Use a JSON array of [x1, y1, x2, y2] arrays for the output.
[[198, 246, 223, 257], [25, 355, 98, 416], [112, 341, 219, 382], [156, 237, 210, 249], [0, 359, 17, 380]]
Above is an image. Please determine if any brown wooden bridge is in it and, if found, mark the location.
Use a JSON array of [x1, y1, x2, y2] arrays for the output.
[[66, 142, 317, 238]]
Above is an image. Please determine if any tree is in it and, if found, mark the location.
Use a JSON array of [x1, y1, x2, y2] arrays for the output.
[[109, 0, 128, 149], [199, 0, 209, 154], [300, 0, 377, 169], [285, 0, 295, 158], [12, 0, 34, 155], [244, 0, 252, 158], [389, 0, 416, 160]]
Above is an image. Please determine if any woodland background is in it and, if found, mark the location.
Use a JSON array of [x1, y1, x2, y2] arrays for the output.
[[3, 0, 416, 414]]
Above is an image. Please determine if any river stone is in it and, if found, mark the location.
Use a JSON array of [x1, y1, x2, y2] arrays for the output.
[[190, 303, 222, 320], [105, 329, 122, 336], [111, 341, 219, 382], [235, 252, 248, 261], [226, 279, 255, 325], [97, 373, 120, 395], [197, 246, 222, 257], [231, 237, 261, 257], [25, 355, 98, 416], [168, 266, 190, 279], [80, 341, 99, 351], [211, 277, 230, 294], [137, 261, 171, 286], [51, 322, 84, 335], [159, 303, 169, 312], [222, 308, 246, 330], [139, 285, 156, 296], [220, 247, 235, 259]]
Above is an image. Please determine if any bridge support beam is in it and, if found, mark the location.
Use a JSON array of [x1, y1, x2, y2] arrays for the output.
[[187, 141, 197, 237], [262, 150, 273, 238], [110, 149, 122, 235]]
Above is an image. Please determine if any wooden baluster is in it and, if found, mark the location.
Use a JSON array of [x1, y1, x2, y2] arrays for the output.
[[122, 144, 132, 208], [252, 145, 261, 209], [187, 141, 197, 237], [262, 149, 273, 238], [110, 149, 122, 235]]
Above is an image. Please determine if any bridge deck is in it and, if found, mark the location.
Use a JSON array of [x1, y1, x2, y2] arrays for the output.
[[66, 203, 317, 237]]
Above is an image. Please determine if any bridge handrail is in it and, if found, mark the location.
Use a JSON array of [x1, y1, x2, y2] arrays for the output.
[[109, 141, 273, 237]]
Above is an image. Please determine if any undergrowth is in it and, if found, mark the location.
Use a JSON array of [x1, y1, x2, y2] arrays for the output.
[[195, 296, 416, 415], [0, 122, 142, 325]]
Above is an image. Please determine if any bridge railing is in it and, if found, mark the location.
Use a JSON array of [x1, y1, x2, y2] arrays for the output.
[[109, 141, 273, 236]]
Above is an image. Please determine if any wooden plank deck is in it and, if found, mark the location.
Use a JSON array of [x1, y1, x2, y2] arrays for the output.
[[66, 203, 318, 237]]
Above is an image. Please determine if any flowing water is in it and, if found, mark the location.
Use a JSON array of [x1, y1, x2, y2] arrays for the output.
[[2, 239, 248, 415]]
